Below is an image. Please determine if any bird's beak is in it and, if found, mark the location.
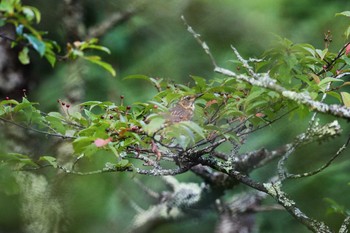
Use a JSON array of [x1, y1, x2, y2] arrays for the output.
[[195, 93, 204, 99]]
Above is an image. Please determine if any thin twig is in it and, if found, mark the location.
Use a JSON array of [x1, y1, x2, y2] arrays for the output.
[[287, 134, 350, 179], [87, 9, 135, 39], [237, 107, 298, 137], [133, 177, 160, 199], [0, 117, 76, 139], [181, 16, 217, 68]]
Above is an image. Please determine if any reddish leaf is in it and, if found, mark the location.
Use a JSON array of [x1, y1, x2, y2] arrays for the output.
[[94, 138, 112, 147], [346, 44, 350, 55]]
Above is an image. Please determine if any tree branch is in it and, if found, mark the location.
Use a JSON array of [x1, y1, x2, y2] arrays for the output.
[[287, 133, 350, 179], [185, 19, 350, 120], [87, 9, 135, 39], [339, 215, 350, 233], [0, 116, 76, 139], [197, 156, 332, 232]]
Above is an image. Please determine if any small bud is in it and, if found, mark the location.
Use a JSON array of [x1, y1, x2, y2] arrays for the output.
[[66, 104, 70, 108], [5, 97, 9, 100], [131, 126, 139, 131], [126, 106, 131, 110], [153, 105, 158, 109], [255, 112, 265, 118], [73, 41, 82, 48], [109, 115, 113, 119], [120, 95, 124, 99], [346, 44, 350, 56]]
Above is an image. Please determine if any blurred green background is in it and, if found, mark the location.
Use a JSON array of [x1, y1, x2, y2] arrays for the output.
[[1, 0, 350, 232]]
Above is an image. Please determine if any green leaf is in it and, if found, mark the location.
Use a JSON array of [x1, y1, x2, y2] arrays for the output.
[[84, 44, 111, 54], [24, 6, 41, 23], [123, 74, 150, 81], [83, 56, 116, 76], [191, 75, 207, 89], [108, 143, 119, 159], [180, 121, 205, 139], [73, 137, 94, 154], [0, 153, 38, 169], [44, 50, 56, 67], [45, 114, 66, 134], [22, 6, 38, 22], [176, 134, 191, 149], [116, 159, 131, 168], [318, 77, 343, 90], [309, 73, 320, 84], [23, 33, 46, 56], [345, 25, 350, 39], [39, 156, 58, 168], [144, 115, 165, 134], [340, 92, 350, 107], [315, 48, 328, 60], [148, 101, 168, 111], [300, 44, 316, 57], [80, 100, 102, 107], [13, 99, 37, 112], [324, 197, 346, 215], [0, 1, 14, 12], [335, 11, 350, 17], [327, 91, 342, 102], [18, 47, 30, 64]]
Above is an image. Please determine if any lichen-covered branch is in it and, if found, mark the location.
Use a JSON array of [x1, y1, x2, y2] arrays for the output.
[[339, 216, 350, 233], [263, 182, 332, 233], [198, 156, 333, 233], [287, 133, 350, 179], [128, 176, 203, 233], [215, 66, 350, 119], [184, 18, 350, 120], [215, 192, 268, 233]]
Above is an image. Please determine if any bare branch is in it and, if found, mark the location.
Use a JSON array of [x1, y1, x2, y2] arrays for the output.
[[181, 16, 217, 68], [215, 191, 267, 233], [287, 134, 350, 179], [133, 177, 160, 200], [87, 9, 135, 39], [0, 117, 76, 139], [278, 120, 342, 180]]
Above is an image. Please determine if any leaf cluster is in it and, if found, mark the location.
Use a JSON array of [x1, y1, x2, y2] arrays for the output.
[[0, 0, 115, 75]]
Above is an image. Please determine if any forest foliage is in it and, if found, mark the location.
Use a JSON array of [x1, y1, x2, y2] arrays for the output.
[[1, 1, 350, 233]]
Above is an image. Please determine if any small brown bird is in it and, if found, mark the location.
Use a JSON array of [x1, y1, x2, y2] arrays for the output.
[[167, 93, 203, 123]]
